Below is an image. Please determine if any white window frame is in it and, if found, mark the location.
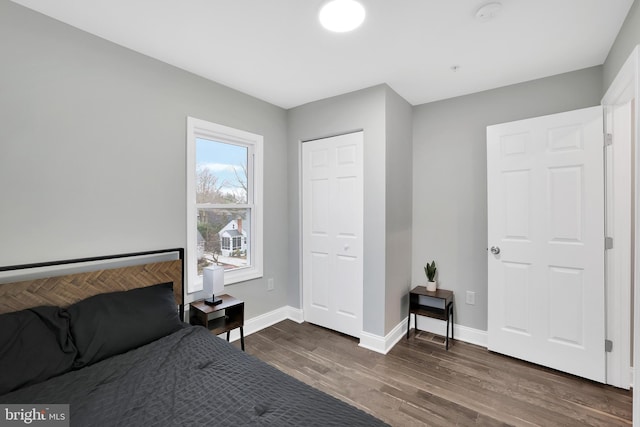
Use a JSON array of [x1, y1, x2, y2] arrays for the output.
[[186, 117, 263, 293]]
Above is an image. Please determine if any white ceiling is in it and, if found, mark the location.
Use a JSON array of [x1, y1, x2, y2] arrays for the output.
[[11, 0, 634, 109]]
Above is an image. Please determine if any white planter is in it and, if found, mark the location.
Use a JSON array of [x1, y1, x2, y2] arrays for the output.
[[426, 281, 437, 292]]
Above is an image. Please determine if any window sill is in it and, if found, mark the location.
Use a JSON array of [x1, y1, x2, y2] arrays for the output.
[[188, 267, 263, 295], [224, 267, 263, 286]]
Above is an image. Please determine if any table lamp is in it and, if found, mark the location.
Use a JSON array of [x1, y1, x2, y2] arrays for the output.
[[203, 265, 224, 306]]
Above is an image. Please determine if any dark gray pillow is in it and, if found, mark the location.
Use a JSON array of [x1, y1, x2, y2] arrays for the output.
[[0, 306, 77, 395], [68, 282, 183, 368]]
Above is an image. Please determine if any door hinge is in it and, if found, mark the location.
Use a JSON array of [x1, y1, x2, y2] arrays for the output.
[[605, 133, 613, 146], [605, 339, 613, 352], [605, 236, 614, 250]]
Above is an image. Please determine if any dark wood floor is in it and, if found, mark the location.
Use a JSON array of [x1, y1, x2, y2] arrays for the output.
[[238, 320, 632, 427]]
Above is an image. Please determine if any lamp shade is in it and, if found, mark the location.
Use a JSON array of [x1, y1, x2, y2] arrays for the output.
[[203, 265, 224, 296]]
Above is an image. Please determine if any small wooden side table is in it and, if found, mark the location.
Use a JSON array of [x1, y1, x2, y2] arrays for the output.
[[190, 294, 245, 351], [407, 287, 454, 350]]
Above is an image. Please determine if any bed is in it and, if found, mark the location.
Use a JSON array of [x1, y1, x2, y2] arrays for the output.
[[0, 249, 388, 426]]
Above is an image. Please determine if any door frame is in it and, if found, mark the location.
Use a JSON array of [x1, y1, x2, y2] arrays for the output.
[[602, 44, 639, 418]]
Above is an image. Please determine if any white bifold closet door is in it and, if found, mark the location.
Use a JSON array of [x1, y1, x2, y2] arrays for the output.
[[302, 131, 363, 338]]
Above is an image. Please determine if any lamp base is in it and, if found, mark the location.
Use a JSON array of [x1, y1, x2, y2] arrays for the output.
[[204, 296, 223, 306]]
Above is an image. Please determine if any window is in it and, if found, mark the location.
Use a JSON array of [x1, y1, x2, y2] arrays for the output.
[[187, 117, 263, 293], [232, 236, 242, 250], [221, 237, 230, 251]]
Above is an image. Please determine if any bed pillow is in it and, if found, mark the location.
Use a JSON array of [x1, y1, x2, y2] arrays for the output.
[[68, 282, 183, 368], [0, 306, 77, 395]]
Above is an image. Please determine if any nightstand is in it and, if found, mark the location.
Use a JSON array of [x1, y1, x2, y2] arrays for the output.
[[407, 287, 454, 350], [190, 294, 245, 351]]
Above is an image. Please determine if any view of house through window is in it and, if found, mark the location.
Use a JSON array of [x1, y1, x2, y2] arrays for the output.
[[196, 138, 251, 275]]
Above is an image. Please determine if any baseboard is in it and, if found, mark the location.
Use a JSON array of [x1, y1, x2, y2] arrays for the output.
[[359, 318, 407, 354], [358, 316, 488, 355], [226, 305, 299, 342], [286, 306, 304, 324], [227, 305, 404, 355], [411, 315, 488, 348], [224, 306, 488, 352]]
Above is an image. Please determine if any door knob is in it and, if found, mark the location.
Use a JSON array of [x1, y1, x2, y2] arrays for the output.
[[490, 246, 500, 255]]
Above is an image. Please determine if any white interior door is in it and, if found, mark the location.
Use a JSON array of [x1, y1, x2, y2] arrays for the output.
[[487, 106, 605, 383], [302, 132, 363, 338]]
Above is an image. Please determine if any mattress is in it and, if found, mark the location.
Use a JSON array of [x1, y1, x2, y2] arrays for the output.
[[1, 325, 388, 426]]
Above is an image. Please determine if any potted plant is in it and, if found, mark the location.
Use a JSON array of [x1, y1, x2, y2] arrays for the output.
[[424, 260, 437, 292]]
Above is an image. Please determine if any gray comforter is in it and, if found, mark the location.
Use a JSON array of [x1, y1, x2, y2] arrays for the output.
[[1, 326, 388, 426]]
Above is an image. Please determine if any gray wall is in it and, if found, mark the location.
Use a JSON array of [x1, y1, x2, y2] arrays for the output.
[[384, 87, 413, 334], [0, 0, 289, 319], [287, 84, 413, 337], [287, 85, 388, 336], [2, 0, 633, 337], [603, 0, 640, 91], [412, 66, 604, 331]]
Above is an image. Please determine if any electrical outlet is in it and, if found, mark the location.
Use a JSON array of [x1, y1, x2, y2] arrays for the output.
[[466, 291, 476, 305], [267, 278, 274, 291]]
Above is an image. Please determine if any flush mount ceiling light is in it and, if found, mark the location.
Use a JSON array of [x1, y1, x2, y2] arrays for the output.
[[319, 0, 366, 33], [475, 2, 502, 22]]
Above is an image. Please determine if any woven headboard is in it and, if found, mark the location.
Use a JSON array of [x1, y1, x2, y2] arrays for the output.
[[0, 249, 184, 315]]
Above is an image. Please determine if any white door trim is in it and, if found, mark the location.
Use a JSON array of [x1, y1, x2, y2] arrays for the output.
[[603, 101, 633, 390], [602, 45, 639, 396]]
